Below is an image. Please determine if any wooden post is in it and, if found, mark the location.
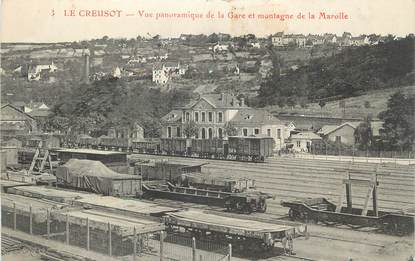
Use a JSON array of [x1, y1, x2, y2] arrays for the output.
[[192, 237, 196, 261], [47, 209, 50, 239], [228, 243, 232, 261], [160, 231, 164, 261], [29, 204, 33, 235], [66, 214, 69, 245], [345, 183, 352, 213], [13, 202, 16, 230], [86, 218, 90, 251], [372, 176, 378, 217], [133, 226, 137, 261], [108, 222, 112, 256]]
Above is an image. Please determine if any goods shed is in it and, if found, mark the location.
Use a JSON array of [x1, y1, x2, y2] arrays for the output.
[[51, 148, 128, 172]]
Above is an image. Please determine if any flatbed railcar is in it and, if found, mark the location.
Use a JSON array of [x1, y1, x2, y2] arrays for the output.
[[73, 135, 275, 163], [281, 198, 414, 235], [142, 182, 271, 214], [163, 210, 297, 252]]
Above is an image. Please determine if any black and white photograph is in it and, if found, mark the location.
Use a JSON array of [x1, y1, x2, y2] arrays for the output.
[[0, 0, 414, 260]]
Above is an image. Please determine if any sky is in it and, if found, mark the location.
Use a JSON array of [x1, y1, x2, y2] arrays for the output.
[[1, 0, 414, 42]]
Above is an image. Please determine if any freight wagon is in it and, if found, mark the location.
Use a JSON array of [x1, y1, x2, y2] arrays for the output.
[[131, 139, 161, 153], [72, 135, 275, 162], [97, 136, 129, 150]]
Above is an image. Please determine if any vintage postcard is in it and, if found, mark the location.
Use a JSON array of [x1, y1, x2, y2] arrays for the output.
[[0, 0, 414, 260]]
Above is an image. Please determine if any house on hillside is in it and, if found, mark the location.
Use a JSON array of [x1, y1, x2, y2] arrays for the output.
[[295, 34, 307, 47], [213, 43, 232, 52], [27, 61, 58, 81], [271, 32, 284, 47], [161, 93, 288, 150], [108, 122, 144, 141], [350, 36, 370, 46], [289, 131, 322, 152], [0, 104, 38, 137], [323, 34, 337, 44], [152, 62, 187, 84], [306, 34, 324, 46]]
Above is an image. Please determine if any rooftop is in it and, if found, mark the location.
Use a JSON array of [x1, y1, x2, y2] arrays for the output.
[[231, 109, 283, 125], [51, 148, 127, 155], [290, 132, 322, 140]]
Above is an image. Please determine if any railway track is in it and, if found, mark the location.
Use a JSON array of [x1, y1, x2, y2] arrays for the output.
[[132, 154, 415, 213]]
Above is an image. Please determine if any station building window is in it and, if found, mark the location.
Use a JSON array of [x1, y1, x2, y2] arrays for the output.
[[218, 112, 223, 123], [201, 128, 206, 139], [277, 129, 281, 139], [185, 112, 190, 122], [267, 129, 271, 136], [208, 128, 213, 139], [296, 141, 301, 147], [195, 112, 199, 122], [218, 128, 223, 139], [254, 128, 260, 135], [208, 112, 213, 122], [243, 128, 248, 136], [201, 112, 206, 122], [167, 127, 172, 138], [176, 127, 181, 137]]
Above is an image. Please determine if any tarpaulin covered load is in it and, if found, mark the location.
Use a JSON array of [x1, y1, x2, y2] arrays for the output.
[[55, 159, 141, 196]]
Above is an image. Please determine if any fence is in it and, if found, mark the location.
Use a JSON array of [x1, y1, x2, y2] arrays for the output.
[[310, 146, 415, 159], [1, 201, 231, 261]]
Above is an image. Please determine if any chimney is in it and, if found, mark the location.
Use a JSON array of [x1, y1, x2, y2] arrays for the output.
[[83, 53, 90, 84], [232, 97, 238, 107]]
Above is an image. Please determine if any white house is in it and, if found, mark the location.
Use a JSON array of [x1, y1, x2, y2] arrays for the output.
[[350, 36, 370, 46], [27, 61, 58, 81], [289, 132, 322, 152], [152, 62, 187, 84], [271, 32, 284, 46], [213, 43, 230, 52]]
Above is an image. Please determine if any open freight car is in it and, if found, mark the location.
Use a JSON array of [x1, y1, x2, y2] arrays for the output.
[[131, 138, 161, 154]]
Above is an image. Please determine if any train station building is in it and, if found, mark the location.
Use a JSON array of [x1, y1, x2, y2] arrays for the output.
[[161, 93, 288, 150]]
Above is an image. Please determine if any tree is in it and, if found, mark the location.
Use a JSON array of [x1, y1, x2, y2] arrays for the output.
[[354, 116, 373, 150], [183, 120, 199, 138], [224, 122, 238, 136], [277, 97, 286, 108], [287, 97, 296, 109], [207, 33, 219, 43], [379, 92, 415, 150]]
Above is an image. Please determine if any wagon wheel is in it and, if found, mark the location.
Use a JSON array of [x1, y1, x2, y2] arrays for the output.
[[298, 209, 309, 223], [244, 204, 253, 214], [259, 202, 267, 213], [288, 208, 299, 220]]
